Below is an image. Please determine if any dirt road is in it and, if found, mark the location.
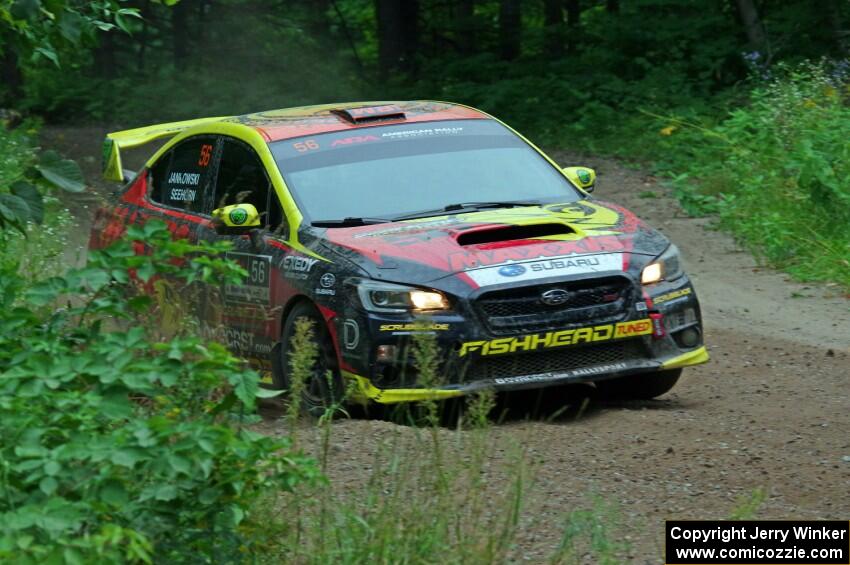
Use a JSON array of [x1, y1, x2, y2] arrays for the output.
[[44, 129, 850, 562]]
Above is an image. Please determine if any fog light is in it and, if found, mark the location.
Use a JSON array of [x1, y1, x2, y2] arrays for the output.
[[376, 344, 397, 362], [677, 327, 701, 348]]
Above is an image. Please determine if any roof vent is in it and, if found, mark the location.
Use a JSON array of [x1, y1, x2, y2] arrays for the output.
[[330, 104, 406, 124], [457, 223, 576, 246]]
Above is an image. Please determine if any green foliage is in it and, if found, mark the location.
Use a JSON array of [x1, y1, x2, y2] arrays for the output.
[[657, 60, 850, 287], [0, 0, 140, 67], [0, 219, 319, 563], [0, 123, 84, 234]]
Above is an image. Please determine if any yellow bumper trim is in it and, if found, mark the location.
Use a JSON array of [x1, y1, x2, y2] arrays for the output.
[[661, 346, 709, 370], [343, 372, 464, 405]]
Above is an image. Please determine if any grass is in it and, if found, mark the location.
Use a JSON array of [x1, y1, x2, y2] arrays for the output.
[[255, 327, 630, 564]]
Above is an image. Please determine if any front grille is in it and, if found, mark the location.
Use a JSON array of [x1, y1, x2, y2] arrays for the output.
[[475, 277, 633, 335], [462, 340, 646, 382]]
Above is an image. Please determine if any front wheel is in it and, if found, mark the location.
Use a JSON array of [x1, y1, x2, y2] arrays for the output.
[[596, 368, 682, 399], [274, 302, 345, 417]]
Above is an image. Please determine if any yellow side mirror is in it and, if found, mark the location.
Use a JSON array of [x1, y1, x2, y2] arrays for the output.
[[563, 166, 596, 193], [211, 203, 261, 233]]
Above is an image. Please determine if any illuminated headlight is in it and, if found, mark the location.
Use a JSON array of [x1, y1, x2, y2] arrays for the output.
[[355, 280, 450, 313], [641, 244, 684, 285]]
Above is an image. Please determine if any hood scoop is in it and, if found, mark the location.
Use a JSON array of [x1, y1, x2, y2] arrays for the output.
[[456, 223, 576, 246]]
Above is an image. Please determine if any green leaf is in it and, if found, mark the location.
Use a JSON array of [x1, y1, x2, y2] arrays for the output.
[[10, 181, 43, 224], [0, 194, 31, 225], [198, 487, 221, 504], [10, 0, 41, 21], [152, 485, 177, 501], [99, 480, 128, 506], [256, 387, 284, 399], [112, 448, 147, 468], [33, 47, 60, 67], [135, 261, 155, 282], [100, 393, 133, 419], [166, 454, 191, 476], [36, 150, 85, 192], [58, 10, 84, 43], [39, 476, 58, 495], [43, 460, 61, 476]]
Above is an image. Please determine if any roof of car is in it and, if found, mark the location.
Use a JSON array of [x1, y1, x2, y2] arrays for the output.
[[222, 101, 489, 142]]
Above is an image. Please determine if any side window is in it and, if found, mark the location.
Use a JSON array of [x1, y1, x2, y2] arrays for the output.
[[149, 136, 217, 214], [214, 138, 281, 230]]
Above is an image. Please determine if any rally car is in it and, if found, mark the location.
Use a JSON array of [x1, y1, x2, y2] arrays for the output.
[[90, 101, 708, 415]]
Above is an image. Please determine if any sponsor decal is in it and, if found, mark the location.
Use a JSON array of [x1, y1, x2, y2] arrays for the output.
[[283, 255, 319, 279], [352, 217, 460, 239], [320, 273, 336, 288], [649, 312, 666, 338], [168, 171, 201, 186], [459, 319, 652, 357], [169, 187, 197, 202], [381, 126, 464, 139], [498, 264, 526, 277], [448, 235, 627, 271], [331, 135, 379, 147], [653, 287, 692, 304], [224, 253, 271, 305], [229, 207, 248, 225], [493, 362, 628, 386], [466, 253, 622, 287], [343, 319, 360, 350], [379, 323, 450, 332], [577, 169, 592, 184], [635, 301, 648, 312]]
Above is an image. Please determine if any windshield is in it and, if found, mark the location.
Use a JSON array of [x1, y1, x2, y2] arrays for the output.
[[270, 119, 583, 222]]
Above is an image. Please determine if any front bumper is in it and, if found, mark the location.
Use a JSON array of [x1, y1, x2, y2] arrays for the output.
[[339, 275, 709, 404], [344, 345, 708, 404]]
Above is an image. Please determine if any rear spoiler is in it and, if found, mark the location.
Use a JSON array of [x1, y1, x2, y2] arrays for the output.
[[102, 116, 230, 182]]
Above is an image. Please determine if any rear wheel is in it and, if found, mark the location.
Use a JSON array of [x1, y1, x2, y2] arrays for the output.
[[596, 368, 682, 399], [274, 302, 344, 417]]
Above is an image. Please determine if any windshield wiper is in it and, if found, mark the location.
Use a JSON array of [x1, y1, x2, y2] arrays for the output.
[[311, 217, 390, 228], [391, 200, 542, 221]]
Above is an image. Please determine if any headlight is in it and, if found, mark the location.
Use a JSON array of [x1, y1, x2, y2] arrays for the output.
[[641, 244, 684, 285], [355, 280, 450, 313]]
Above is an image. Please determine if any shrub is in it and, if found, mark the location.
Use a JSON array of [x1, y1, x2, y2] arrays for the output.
[[0, 220, 319, 563], [661, 59, 850, 287]]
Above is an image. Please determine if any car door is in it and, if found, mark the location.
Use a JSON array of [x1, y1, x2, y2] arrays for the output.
[[206, 136, 285, 364]]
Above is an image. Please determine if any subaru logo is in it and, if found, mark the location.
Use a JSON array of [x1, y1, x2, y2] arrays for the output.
[[498, 264, 526, 277], [540, 288, 570, 306]]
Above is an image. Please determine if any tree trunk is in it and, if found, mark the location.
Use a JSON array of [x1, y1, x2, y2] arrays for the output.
[[456, 0, 476, 55], [543, 0, 564, 58], [565, 0, 581, 53], [826, 0, 848, 54], [171, 0, 190, 69], [94, 31, 116, 79], [735, 0, 768, 54], [376, 0, 418, 79], [499, 0, 521, 60], [307, 0, 332, 37], [0, 31, 23, 107], [606, 0, 619, 13]]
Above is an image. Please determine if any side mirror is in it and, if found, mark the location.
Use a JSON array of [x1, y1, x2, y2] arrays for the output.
[[562, 166, 596, 193], [211, 203, 261, 235]]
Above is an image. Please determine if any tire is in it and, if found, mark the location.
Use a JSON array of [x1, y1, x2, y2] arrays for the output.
[[596, 368, 682, 399], [274, 301, 344, 417]]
